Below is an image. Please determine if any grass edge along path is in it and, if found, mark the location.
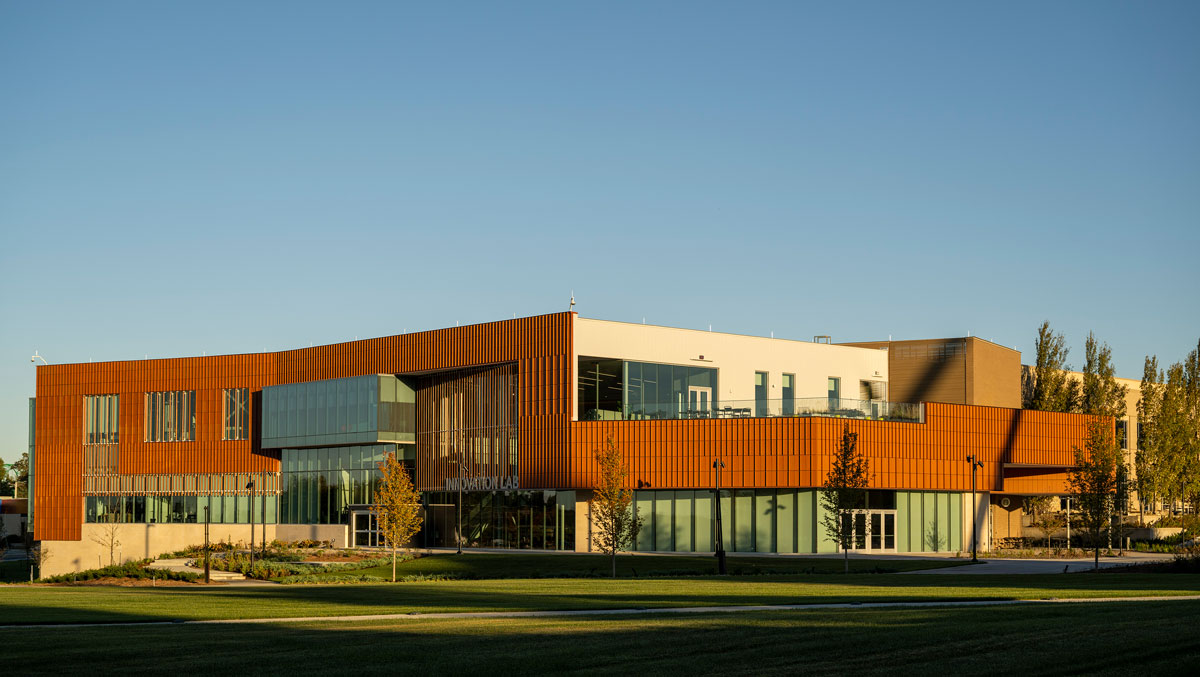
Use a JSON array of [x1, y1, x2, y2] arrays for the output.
[[6, 600, 1200, 675], [3, 573, 1200, 625]]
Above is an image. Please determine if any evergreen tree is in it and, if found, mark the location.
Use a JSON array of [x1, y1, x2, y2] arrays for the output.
[[1023, 321, 1079, 412]]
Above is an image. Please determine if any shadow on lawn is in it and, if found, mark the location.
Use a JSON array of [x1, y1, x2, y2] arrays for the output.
[[7, 599, 1200, 674]]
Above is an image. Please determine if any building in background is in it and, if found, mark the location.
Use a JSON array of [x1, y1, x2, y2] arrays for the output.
[[30, 313, 1102, 575]]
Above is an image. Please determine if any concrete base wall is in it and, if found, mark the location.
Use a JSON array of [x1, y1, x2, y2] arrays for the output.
[[275, 523, 349, 548], [40, 523, 278, 577]]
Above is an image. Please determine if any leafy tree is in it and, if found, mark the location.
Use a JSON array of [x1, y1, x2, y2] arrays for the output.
[[1067, 419, 1124, 570], [589, 437, 642, 578], [1023, 321, 1079, 412], [1136, 356, 1165, 512], [1023, 495, 1064, 549], [0, 453, 27, 496], [820, 425, 871, 573], [372, 452, 423, 582], [1079, 332, 1128, 418]]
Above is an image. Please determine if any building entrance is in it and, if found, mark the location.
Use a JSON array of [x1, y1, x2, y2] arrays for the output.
[[351, 510, 381, 547], [850, 510, 897, 551]]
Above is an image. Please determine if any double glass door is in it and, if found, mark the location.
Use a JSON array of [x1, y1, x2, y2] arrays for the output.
[[851, 510, 896, 551], [352, 510, 381, 547]]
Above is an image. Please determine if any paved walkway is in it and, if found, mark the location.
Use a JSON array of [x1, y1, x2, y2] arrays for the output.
[[910, 552, 1174, 574], [147, 558, 261, 584], [14, 594, 1200, 630]]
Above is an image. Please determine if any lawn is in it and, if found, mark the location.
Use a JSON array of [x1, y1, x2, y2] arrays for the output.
[[0, 559, 32, 583], [303, 552, 971, 579], [2, 573, 1198, 625], [5, 599, 1200, 674]]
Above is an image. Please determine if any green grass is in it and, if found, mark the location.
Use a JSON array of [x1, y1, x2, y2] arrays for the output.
[[303, 552, 971, 579], [2, 573, 1198, 625], [5, 599, 1200, 674]]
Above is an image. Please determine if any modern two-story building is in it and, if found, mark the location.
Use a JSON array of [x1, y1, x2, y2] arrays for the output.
[[30, 312, 1097, 575]]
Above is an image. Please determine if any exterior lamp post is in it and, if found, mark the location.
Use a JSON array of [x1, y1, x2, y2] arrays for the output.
[[246, 479, 255, 567], [203, 505, 211, 584], [966, 454, 984, 562], [456, 460, 464, 555], [713, 458, 727, 575]]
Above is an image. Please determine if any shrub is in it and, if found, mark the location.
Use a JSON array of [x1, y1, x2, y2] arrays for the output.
[[41, 560, 199, 584]]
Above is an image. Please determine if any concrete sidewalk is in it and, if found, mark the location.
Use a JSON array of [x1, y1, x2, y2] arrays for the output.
[[910, 552, 1174, 574]]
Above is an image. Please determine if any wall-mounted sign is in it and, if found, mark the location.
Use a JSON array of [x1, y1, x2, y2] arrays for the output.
[[443, 476, 520, 492]]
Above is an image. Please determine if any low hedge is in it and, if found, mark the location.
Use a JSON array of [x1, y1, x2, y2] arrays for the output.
[[41, 560, 199, 584], [193, 554, 398, 580]]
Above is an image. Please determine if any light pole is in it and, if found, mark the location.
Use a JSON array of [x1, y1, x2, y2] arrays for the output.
[[966, 454, 984, 562], [204, 505, 211, 584], [713, 458, 727, 575], [246, 479, 255, 567]]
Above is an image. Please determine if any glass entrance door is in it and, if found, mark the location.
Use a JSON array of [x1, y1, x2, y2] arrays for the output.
[[688, 386, 712, 418], [352, 510, 381, 547], [850, 510, 896, 552]]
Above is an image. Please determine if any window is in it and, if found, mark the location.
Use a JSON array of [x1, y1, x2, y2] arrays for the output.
[[84, 394, 119, 444], [828, 377, 841, 408], [755, 371, 769, 417], [1115, 420, 1127, 450], [223, 388, 250, 441], [145, 390, 196, 442], [781, 374, 794, 416]]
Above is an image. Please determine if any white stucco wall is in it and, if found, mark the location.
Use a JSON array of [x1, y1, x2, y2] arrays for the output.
[[573, 318, 888, 420]]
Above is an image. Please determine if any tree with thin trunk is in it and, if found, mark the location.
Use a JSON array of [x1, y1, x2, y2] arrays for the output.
[[1023, 321, 1079, 413], [590, 437, 642, 578], [820, 425, 871, 573], [1068, 418, 1124, 570], [91, 522, 121, 566], [372, 452, 423, 583], [1023, 495, 1064, 549]]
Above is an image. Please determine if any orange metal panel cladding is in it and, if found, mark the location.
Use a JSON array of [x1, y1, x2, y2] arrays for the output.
[[569, 403, 1097, 494], [33, 313, 574, 541]]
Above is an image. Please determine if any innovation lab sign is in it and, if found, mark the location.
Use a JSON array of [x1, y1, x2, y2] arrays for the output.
[[443, 476, 520, 492]]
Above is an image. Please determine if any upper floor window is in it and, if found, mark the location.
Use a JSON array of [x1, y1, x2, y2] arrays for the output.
[[781, 374, 795, 416], [84, 394, 119, 445], [754, 371, 769, 417], [145, 390, 196, 442], [828, 377, 841, 405], [223, 388, 250, 441], [1115, 419, 1128, 450]]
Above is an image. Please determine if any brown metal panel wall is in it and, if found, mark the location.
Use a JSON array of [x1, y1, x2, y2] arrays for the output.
[[33, 313, 574, 542], [568, 402, 1095, 494]]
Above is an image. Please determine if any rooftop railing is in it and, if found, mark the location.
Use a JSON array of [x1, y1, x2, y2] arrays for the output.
[[580, 397, 924, 424]]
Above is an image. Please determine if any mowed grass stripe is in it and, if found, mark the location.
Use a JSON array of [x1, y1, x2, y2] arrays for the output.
[[6, 600, 1200, 675], [3, 574, 1199, 625]]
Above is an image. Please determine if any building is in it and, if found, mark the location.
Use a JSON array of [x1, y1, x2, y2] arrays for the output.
[[30, 313, 1099, 575]]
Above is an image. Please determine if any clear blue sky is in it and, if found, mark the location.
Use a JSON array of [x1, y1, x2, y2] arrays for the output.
[[2, 1, 1198, 457]]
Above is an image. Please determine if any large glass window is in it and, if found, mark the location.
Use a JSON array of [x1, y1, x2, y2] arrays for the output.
[[145, 391, 196, 442], [577, 358, 718, 421], [827, 377, 841, 408], [223, 388, 250, 441], [83, 394, 120, 445]]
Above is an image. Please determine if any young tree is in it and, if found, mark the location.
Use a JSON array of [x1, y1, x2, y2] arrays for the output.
[[589, 437, 642, 578], [28, 543, 50, 581], [90, 522, 122, 566], [372, 452, 423, 583], [1067, 419, 1124, 570], [1023, 495, 1064, 549], [1079, 332, 1128, 419], [820, 425, 871, 573], [1023, 321, 1079, 412]]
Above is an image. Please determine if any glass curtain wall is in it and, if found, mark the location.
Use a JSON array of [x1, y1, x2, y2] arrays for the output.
[[423, 490, 575, 550], [278, 444, 400, 524]]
